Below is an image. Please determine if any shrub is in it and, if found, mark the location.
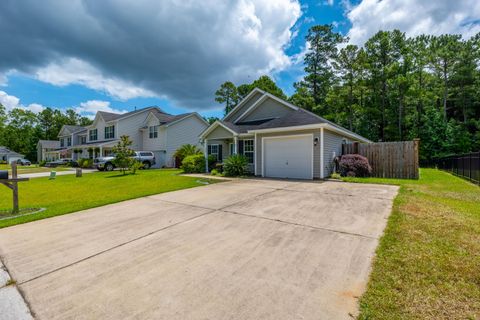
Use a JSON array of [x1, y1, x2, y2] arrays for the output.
[[78, 158, 93, 168], [223, 154, 248, 177], [129, 160, 143, 174], [210, 169, 220, 176], [181, 154, 206, 173], [208, 154, 217, 171], [39, 160, 47, 167], [338, 154, 372, 177], [174, 144, 202, 166]]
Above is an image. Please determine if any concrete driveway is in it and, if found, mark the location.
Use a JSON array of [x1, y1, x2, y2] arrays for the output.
[[0, 178, 398, 320]]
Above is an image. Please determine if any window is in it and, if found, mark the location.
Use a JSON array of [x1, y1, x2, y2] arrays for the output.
[[60, 138, 64, 147], [89, 129, 98, 141], [229, 143, 234, 155], [80, 136, 86, 144], [67, 137, 72, 146], [243, 139, 254, 164], [105, 125, 115, 139], [207, 144, 221, 161], [149, 126, 158, 139]]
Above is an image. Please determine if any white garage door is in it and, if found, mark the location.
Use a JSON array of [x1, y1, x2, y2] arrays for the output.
[[263, 135, 313, 179]]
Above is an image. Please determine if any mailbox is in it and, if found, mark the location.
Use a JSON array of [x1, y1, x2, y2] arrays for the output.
[[0, 170, 8, 180]]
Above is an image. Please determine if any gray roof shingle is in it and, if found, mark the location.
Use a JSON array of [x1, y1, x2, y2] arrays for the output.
[[38, 140, 61, 149]]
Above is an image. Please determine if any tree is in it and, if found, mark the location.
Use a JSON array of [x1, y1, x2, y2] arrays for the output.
[[299, 24, 345, 114], [204, 116, 219, 125], [429, 34, 462, 121], [237, 75, 287, 100], [215, 81, 239, 116], [112, 135, 135, 175]]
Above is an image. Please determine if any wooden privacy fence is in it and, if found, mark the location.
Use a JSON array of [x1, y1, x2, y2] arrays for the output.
[[342, 139, 419, 179]]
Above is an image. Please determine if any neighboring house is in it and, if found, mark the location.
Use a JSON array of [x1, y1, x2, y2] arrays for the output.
[[44, 107, 208, 168], [37, 140, 61, 162], [0, 146, 24, 164], [200, 88, 371, 180]]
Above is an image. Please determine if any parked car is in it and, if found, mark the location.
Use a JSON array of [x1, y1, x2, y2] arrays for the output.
[[45, 158, 78, 167], [94, 151, 156, 171], [15, 158, 31, 166]]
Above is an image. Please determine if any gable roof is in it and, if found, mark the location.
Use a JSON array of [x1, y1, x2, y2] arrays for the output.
[[64, 125, 87, 133], [0, 146, 23, 156], [223, 87, 266, 122], [37, 140, 61, 149], [202, 89, 371, 143]]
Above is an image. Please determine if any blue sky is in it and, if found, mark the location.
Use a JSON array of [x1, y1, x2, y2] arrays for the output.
[[0, 0, 478, 119]]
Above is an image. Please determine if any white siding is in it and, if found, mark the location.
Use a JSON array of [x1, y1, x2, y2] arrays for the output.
[[142, 116, 167, 151], [164, 115, 208, 167], [117, 112, 150, 150]]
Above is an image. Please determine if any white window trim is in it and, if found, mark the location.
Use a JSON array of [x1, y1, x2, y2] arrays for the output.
[[261, 134, 314, 179], [105, 125, 115, 139], [89, 129, 98, 141], [208, 144, 219, 160], [149, 125, 158, 139], [242, 139, 254, 164]]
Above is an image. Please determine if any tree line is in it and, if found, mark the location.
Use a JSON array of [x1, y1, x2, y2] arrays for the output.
[[215, 25, 480, 162], [0, 105, 92, 161]]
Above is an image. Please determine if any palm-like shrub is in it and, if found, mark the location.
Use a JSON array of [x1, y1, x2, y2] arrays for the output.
[[339, 154, 372, 177], [174, 144, 202, 166], [223, 154, 248, 177]]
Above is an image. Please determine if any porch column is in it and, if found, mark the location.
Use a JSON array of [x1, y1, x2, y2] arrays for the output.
[[320, 128, 324, 179], [99, 146, 103, 157], [233, 136, 238, 155], [204, 139, 209, 173]]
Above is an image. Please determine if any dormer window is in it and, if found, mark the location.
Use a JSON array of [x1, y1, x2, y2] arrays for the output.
[[105, 125, 115, 139], [89, 129, 98, 141], [67, 137, 72, 146], [60, 138, 64, 147]]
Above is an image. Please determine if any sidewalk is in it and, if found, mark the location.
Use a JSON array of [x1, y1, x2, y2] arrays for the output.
[[0, 261, 33, 320]]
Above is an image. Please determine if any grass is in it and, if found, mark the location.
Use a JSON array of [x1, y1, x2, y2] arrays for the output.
[[0, 169, 216, 229], [342, 168, 480, 319], [0, 164, 71, 174]]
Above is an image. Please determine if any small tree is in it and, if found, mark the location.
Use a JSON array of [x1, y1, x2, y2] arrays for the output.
[[112, 135, 135, 175]]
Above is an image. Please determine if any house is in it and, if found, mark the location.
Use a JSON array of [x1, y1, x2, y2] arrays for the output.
[[199, 88, 371, 179], [0, 146, 24, 164], [37, 140, 61, 162], [42, 107, 208, 168]]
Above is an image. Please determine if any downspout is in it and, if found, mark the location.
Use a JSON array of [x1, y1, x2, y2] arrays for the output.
[[320, 128, 324, 179]]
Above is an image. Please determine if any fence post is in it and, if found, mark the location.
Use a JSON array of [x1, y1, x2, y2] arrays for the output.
[[413, 139, 420, 179]]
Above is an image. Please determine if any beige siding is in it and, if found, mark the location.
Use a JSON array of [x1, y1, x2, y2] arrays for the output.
[[164, 115, 208, 167], [242, 98, 292, 122], [255, 129, 321, 178], [206, 125, 233, 140], [225, 91, 263, 122], [323, 129, 350, 177], [206, 139, 229, 161]]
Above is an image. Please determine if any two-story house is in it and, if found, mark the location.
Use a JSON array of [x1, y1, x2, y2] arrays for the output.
[[41, 107, 208, 167]]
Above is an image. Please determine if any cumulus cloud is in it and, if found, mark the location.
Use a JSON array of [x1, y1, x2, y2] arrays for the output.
[[36, 58, 155, 101], [0, 91, 45, 113], [0, 0, 301, 109], [75, 100, 128, 118], [346, 0, 480, 45]]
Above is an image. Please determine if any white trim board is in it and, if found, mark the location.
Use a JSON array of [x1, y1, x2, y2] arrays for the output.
[[261, 133, 314, 180]]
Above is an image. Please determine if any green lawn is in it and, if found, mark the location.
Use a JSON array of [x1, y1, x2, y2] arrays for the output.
[[0, 169, 215, 229], [0, 164, 71, 174], [342, 169, 480, 319]]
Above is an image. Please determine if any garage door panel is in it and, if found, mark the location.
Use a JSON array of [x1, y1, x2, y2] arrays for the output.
[[263, 135, 312, 179]]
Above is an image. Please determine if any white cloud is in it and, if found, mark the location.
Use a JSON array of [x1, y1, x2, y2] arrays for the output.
[[0, 0, 302, 109], [36, 58, 156, 101], [346, 0, 480, 45], [0, 91, 45, 113], [75, 100, 128, 118]]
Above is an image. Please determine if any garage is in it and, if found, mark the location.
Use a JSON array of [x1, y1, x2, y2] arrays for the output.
[[152, 151, 166, 168], [262, 134, 313, 179]]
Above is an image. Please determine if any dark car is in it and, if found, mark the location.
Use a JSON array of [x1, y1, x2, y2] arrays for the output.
[[16, 158, 31, 166]]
